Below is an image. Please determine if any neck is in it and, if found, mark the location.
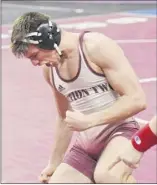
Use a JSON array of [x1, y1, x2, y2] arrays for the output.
[[59, 30, 79, 57]]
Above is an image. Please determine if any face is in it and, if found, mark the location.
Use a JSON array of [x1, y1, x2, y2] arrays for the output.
[[25, 45, 61, 67]]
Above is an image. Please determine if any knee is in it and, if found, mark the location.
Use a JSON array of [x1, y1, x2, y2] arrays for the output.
[[94, 170, 136, 183]]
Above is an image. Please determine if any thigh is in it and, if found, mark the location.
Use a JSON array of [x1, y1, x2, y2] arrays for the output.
[[94, 136, 136, 183], [49, 163, 92, 183]]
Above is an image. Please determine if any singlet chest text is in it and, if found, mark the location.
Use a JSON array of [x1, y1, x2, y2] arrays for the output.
[[60, 81, 114, 102]]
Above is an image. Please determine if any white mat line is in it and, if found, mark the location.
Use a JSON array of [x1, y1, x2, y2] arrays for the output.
[[2, 39, 157, 49], [139, 77, 157, 83], [2, 3, 84, 13], [117, 39, 157, 43]]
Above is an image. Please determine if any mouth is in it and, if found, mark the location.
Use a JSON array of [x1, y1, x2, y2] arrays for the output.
[[45, 63, 52, 67], [39, 61, 53, 67]]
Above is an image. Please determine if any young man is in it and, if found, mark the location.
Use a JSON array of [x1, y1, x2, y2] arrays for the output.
[[109, 115, 157, 170], [11, 12, 147, 183]]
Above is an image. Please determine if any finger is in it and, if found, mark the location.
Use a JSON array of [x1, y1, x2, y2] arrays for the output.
[[129, 162, 139, 169], [66, 123, 74, 129], [64, 117, 69, 123], [122, 159, 138, 169], [65, 117, 72, 124], [66, 110, 70, 116], [108, 156, 121, 170], [123, 162, 135, 169], [66, 110, 80, 119], [65, 115, 75, 123], [66, 110, 74, 117], [39, 173, 49, 183], [67, 123, 72, 128], [68, 125, 79, 131], [69, 126, 77, 131]]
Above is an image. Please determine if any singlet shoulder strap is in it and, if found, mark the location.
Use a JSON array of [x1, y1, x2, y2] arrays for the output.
[[78, 31, 104, 77], [79, 31, 91, 44], [50, 67, 58, 90], [78, 31, 91, 66]]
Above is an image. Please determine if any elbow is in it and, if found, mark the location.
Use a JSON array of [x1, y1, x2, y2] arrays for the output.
[[132, 93, 147, 112], [137, 100, 147, 112]]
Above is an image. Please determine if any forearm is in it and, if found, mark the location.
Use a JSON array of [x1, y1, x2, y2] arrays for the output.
[[49, 117, 73, 165], [91, 95, 146, 127]]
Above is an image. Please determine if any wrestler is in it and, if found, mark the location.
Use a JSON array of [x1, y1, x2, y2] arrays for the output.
[[11, 12, 147, 183], [109, 115, 157, 169]]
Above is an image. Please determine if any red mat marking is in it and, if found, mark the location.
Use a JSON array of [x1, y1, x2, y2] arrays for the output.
[[2, 13, 156, 183]]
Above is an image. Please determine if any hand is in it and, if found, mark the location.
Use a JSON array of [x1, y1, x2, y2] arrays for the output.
[[65, 111, 93, 131], [108, 141, 143, 170], [39, 163, 57, 183]]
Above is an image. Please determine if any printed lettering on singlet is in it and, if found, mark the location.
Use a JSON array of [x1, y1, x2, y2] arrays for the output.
[[67, 82, 114, 102]]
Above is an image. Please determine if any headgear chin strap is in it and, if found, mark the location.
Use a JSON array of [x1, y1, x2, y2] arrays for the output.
[[22, 20, 62, 55]]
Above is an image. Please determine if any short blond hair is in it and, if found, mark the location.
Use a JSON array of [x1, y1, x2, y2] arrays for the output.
[[11, 12, 50, 58]]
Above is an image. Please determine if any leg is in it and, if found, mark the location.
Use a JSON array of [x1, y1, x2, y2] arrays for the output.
[[94, 136, 136, 183], [49, 163, 92, 183], [49, 146, 95, 183]]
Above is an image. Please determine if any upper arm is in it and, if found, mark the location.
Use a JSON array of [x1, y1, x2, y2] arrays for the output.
[[88, 33, 145, 97], [42, 65, 70, 119]]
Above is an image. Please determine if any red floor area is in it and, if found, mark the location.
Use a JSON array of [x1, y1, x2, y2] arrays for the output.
[[2, 13, 157, 183]]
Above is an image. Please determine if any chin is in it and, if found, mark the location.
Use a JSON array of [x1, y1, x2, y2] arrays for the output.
[[46, 61, 58, 67]]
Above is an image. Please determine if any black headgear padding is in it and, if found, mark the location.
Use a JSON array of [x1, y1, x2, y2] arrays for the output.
[[24, 20, 61, 50]]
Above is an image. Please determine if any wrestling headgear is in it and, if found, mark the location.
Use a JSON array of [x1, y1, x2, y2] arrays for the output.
[[22, 20, 62, 55]]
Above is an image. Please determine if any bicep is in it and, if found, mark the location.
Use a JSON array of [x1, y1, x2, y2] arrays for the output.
[[53, 89, 70, 119], [91, 35, 144, 96], [103, 58, 142, 96]]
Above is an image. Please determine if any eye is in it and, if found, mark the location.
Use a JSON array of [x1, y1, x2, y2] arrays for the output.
[[30, 53, 37, 60]]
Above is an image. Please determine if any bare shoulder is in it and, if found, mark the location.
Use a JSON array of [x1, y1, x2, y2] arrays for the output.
[[83, 32, 124, 68], [83, 32, 117, 50], [42, 65, 53, 87]]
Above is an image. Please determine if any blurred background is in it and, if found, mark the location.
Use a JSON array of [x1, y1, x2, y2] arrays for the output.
[[2, 1, 156, 24], [2, 0, 156, 184]]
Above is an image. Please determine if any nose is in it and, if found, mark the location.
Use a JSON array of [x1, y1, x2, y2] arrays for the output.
[[31, 59, 40, 66]]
